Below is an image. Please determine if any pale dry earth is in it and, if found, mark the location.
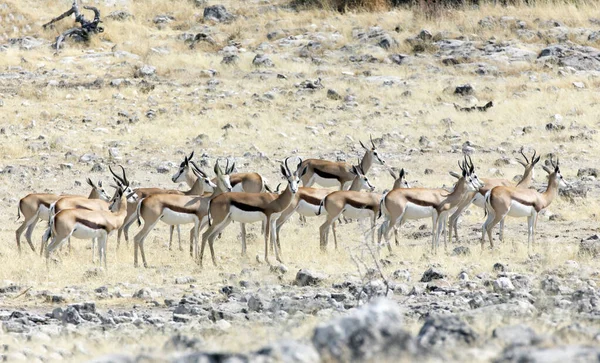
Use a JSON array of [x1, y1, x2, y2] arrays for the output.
[[1, 0, 600, 362]]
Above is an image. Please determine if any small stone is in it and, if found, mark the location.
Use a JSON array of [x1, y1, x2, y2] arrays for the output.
[[221, 54, 239, 65], [136, 65, 156, 78], [420, 267, 445, 282], [455, 84, 474, 96], [295, 269, 326, 287], [493, 277, 515, 293], [452, 246, 470, 256], [327, 89, 342, 100], [573, 81, 585, 89], [253, 54, 274, 68], [204, 5, 234, 23], [61, 306, 83, 325]]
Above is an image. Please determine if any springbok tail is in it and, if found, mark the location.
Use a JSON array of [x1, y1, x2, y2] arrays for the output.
[[136, 198, 144, 227], [484, 190, 492, 217], [16, 203, 21, 221], [378, 191, 390, 220], [317, 198, 325, 216], [207, 200, 213, 227], [264, 183, 273, 193]]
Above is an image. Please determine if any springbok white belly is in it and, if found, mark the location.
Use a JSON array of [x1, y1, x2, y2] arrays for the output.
[[342, 205, 374, 219], [161, 209, 198, 225], [38, 205, 50, 221], [507, 201, 535, 218], [472, 193, 486, 208], [230, 206, 265, 224], [71, 223, 106, 240], [297, 200, 323, 217], [309, 174, 343, 188], [403, 203, 435, 220]]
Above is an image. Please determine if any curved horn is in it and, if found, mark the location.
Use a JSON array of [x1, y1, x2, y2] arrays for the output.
[[190, 161, 207, 178], [296, 157, 303, 171], [225, 159, 230, 175], [109, 165, 125, 184], [370, 134, 375, 149], [520, 148, 529, 164], [284, 156, 291, 175], [458, 160, 465, 173], [118, 165, 128, 185], [532, 150, 537, 163], [468, 155, 474, 173]]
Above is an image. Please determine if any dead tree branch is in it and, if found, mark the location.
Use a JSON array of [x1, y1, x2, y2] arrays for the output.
[[43, 1, 104, 51]]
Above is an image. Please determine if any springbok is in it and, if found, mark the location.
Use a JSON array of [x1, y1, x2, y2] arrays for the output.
[[378, 158, 481, 253], [172, 152, 268, 193], [44, 183, 138, 269], [448, 149, 540, 243], [373, 168, 411, 247], [16, 179, 110, 254], [317, 164, 377, 251], [481, 157, 567, 250], [299, 135, 385, 190], [273, 163, 398, 254], [42, 167, 129, 256], [199, 157, 306, 267], [132, 162, 232, 268], [118, 163, 217, 252]]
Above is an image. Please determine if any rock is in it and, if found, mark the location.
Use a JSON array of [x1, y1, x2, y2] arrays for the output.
[[494, 277, 515, 293], [559, 183, 588, 201], [107, 10, 133, 21], [353, 26, 398, 49], [420, 267, 445, 282], [327, 89, 342, 100], [175, 277, 196, 285], [452, 246, 471, 256], [164, 333, 203, 351], [540, 275, 562, 294], [573, 81, 585, 89], [253, 54, 274, 67], [255, 340, 320, 363], [392, 269, 411, 282], [416, 315, 478, 350], [136, 65, 156, 78], [495, 345, 600, 363], [493, 263, 507, 272], [538, 44, 600, 71], [579, 235, 600, 257], [455, 84, 474, 96], [248, 295, 266, 312], [221, 54, 239, 65], [204, 5, 234, 23], [153, 15, 174, 24], [133, 288, 155, 300], [390, 54, 409, 65], [493, 324, 540, 347], [295, 269, 326, 287], [577, 168, 599, 178], [312, 299, 414, 361], [2, 321, 29, 333], [61, 306, 83, 325], [417, 29, 433, 41]]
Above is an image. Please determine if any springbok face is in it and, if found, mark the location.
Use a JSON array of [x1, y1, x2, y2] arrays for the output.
[[543, 158, 568, 188], [172, 151, 194, 183], [360, 134, 385, 165], [281, 157, 306, 194], [109, 165, 139, 203], [352, 165, 375, 191], [189, 161, 217, 192], [214, 160, 233, 192], [517, 148, 541, 180], [459, 156, 481, 192], [87, 178, 111, 201]]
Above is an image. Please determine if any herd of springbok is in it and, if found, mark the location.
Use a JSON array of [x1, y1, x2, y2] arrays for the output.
[[15, 136, 568, 269]]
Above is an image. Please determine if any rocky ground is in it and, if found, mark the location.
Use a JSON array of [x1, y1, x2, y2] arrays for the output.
[[2, 0, 600, 362]]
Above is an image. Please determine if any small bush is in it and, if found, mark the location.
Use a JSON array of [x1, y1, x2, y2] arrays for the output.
[[292, 0, 391, 12]]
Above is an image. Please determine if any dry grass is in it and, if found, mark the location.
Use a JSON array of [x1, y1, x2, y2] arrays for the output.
[[1, 0, 600, 359]]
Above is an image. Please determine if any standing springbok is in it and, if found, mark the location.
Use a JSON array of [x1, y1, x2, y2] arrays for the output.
[[481, 157, 567, 250], [16, 179, 110, 254], [172, 152, 268, 193], [373, 168, 412, 247], [44, 183, 138, 269], [41, 166, 130, 257], [117, 163, 217, 251], [448, 149, 540, 243], [299, 135, 385, 190], [378, 158, 481, 253], [199, 157, 306, 267], [132, 162, 232, 268], [317, 165, 377, 251]]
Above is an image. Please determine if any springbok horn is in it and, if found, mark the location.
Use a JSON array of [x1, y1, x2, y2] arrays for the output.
[[520, 148, 529, 164], [370, 134, 375, 149]]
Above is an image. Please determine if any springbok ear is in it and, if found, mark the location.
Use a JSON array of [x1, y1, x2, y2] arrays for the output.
[[98, 180, 103, 187], [388, 169, 398, 180], [351, 165, 359, 175], [448, 171, 461, 179], [359, 141, 368, 150], [534, 156, 541, 165], [214, 161, 222, 177], [542, 165, 552, 174], [280, 164, 289, 178], [299, 165, 308, 178], [399, 168, 405, 179], [86, 178, 94, 187], [462, 168, 467, 177], [516, 160, 527, 167]]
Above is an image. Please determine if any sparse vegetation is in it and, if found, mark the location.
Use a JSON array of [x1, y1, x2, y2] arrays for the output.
[[1, 0, 600, 361]]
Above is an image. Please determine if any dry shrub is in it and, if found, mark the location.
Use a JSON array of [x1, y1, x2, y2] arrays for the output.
[[293, 0, 391, 12]]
